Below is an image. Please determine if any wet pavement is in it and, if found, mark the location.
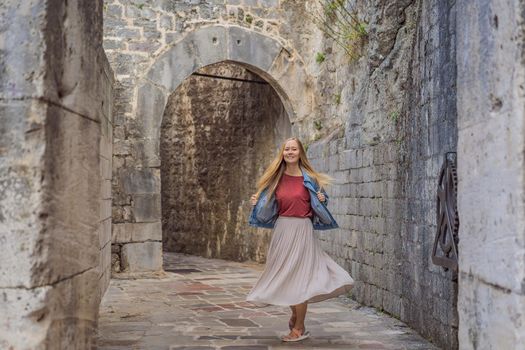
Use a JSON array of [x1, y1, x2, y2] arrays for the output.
[[96, 253, 439, 350]]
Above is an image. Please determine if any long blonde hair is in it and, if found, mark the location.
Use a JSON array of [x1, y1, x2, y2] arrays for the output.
[[255, 137, 332, 200]]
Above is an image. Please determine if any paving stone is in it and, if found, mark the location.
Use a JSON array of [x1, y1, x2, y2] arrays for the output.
[[220, 346, 268, 350], [218, 319, 259, 328], [97, 253, 438, 349]]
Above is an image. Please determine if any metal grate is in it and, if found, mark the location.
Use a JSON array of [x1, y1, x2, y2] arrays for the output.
[[432, 152, 460, 278]]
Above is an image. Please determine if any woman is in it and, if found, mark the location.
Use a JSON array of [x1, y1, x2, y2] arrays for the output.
[[246, 137, 354, 342]]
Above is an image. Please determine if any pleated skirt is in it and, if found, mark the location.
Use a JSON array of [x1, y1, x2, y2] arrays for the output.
[[246, 216, 354, 306]]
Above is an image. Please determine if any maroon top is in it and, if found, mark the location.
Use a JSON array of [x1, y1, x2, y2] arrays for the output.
[[275, 174, 313, 218]]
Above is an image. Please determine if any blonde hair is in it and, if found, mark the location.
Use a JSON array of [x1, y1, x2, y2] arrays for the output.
[[254, 137, 332, 200]]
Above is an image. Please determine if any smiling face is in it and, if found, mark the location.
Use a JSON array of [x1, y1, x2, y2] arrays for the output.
[[283, 139, 301, 165]]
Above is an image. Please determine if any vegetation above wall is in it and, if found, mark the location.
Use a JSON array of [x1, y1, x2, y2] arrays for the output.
[[311, 0, 368, 61]]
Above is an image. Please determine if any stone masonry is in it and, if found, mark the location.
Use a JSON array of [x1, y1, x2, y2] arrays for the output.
[[104, 0, 314, 275], [159, 62, 289, 263], [0, 0, 114, 348], [102, 0, 463, 348], [1, 0, 524, 348], [310, 0, 450, 348], [456, 0, 525, 348], [308, 1, 459, 348]]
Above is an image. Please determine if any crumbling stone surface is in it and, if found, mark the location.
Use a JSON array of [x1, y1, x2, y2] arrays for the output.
[[103, 0, 460, 347], [102, 0, 524, 349], [0, 0, 114, 348], [160, 62, 289, 262], [456, 0, 525, 348], [105, 4, 311, 274], [307, 1, 459, 348]]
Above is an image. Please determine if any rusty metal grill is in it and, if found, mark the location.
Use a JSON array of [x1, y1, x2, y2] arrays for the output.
[[432, 152, 459, 276]]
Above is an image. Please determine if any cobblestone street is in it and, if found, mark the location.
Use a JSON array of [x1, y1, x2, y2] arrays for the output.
[[96, 253, 438, 350]]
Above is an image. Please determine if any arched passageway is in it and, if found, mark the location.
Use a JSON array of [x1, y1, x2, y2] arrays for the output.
[[160, 62, 291, 262], [111, 25, 313, 273]]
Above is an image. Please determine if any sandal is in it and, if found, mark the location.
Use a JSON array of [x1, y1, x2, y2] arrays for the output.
[[281, 328, 310, 342]]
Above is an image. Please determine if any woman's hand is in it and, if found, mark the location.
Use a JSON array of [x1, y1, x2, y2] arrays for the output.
[[317, 191, 326, 202], [250, 194, 258, 206]]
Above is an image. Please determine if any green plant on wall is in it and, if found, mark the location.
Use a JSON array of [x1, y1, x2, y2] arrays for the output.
[[389, 110, 400, 124], [314, 120, 323, 131], [334, 92, 342, 105], [316, 52, 326, 63], [311, 0, 368, 61], [245, 14, 254, 24]]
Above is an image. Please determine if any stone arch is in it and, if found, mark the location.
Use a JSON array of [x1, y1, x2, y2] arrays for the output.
[[121, 25, 313, 272], [134, 25, 313, 167]]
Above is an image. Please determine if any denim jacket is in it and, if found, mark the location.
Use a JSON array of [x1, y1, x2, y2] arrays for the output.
[[248, 168, 339, 230]]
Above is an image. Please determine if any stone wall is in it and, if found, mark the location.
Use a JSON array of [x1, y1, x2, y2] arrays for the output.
[[0, 0, 113, 348], [160, 62, 289, 262], [307, 0, 459, 348], [456, 0, 525, 348], [103, 0, 460, 346], [104, 0, 314, 274], [102, 0, 525, 348]]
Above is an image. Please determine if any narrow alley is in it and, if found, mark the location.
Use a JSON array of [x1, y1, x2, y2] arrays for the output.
[[96, 253, 437, 350]]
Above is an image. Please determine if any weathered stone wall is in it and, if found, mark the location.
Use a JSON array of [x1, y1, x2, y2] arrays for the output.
[[456, 0, 525, 348], [103, 0, 460, 346], [0, 0, 113, 348], [160, 62, 289, 262], [104, 0, 314, 274], [307, 1, 459, 348], [102, 0, 525, 348]]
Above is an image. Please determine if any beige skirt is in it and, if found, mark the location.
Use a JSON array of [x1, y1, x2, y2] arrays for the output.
[[246, 216, 354, 306]]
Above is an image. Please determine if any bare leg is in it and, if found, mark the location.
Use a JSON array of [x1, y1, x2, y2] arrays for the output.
[[293, 302, 308, 332], [289, 305, 297, 329], [283, 302, 308, 340]]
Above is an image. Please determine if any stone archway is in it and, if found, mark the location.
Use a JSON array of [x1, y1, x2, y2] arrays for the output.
[[113, 25, 314, 273]]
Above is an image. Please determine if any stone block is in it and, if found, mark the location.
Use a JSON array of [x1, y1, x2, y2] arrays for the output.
[[136, 82, 167, 138], [101, 179, 112, 199], [113, 139, 131, 155], [112, 222, 162, 243], [100, 198, 112, 221], [0, 100, 46, 287], [0, 267, 99, 349], [112, 223, 132, 243], [100, 155, 112, 180], [259, 0, 279, 9], [99, 242, 112, 275], [329, 154, 339, 172], [131, 193, 161, 222], [121, 242, 162, 272], [131, 138, 161, 168], [159, 15, 173, 29], [0, 2, 47, 98], [20, 103, 101, 287], [147, 26, 228, 90], [340, 149, 355, 170], [119, 167, 160, 194], [227, 26, 281, 71], [99, 217, 112, 247]]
